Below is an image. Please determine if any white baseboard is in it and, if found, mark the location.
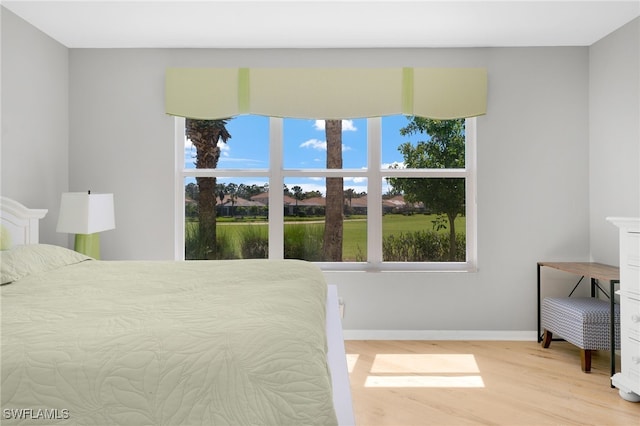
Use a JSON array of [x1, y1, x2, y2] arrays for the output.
[[343, 329, 537, 341]]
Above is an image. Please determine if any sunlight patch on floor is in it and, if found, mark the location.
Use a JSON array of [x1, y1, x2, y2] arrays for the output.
[[346, 353, 360, 373], [371, 354, 480, 373], [348, 353, 486, 388], [365, 375, 485, 388]]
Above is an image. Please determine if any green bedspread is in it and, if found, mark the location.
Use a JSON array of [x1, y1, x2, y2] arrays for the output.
[[1, 249, 337, 425]]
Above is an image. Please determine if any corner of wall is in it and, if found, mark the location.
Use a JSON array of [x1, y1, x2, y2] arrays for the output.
[[588, 17, 640, 264], [1, 6, 70, 246]]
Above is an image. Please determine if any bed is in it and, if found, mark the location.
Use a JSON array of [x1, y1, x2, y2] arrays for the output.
[[0, 197, 354, 425]]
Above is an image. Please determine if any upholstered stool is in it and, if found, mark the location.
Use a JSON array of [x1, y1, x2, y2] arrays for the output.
[[541, 297, 620, 372]]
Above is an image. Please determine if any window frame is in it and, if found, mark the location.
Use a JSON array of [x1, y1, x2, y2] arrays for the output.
[[175, 116, 477, 272]]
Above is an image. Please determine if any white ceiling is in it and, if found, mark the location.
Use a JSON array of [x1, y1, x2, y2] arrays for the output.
[[3, 0, 639, 48]]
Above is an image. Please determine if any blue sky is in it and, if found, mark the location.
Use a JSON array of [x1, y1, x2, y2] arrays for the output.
[[184, 115, 426, 195]]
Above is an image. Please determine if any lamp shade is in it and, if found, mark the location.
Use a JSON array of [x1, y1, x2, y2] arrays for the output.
[[56, 192, 115, 234]]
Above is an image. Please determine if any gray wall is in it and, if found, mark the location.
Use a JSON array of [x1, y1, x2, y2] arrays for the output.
[[68, 47, 591, 336], [3, 9, 638, 336], [1, 8, 69, 246], [589, 18, 640, 266]]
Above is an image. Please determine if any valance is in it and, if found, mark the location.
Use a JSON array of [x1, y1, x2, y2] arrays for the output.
[[165, 67, 487, 120]]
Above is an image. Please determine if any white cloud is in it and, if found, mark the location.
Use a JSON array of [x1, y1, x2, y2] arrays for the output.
[[300, 138, 327, 150], [300, 138, 352, 152], [185, 139, 234, 159], [313, 120, 357, 132], [383, 161, 405, 169], [343, 120, 357, 131]]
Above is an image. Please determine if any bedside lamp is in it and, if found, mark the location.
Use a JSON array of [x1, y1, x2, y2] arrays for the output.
[[56, 191, 115, 259]]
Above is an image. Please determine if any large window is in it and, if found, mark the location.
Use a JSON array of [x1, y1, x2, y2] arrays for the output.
[[175, 115, 476, 271]]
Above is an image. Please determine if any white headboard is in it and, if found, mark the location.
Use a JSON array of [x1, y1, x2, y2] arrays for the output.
[[0, 197, 48, 245]]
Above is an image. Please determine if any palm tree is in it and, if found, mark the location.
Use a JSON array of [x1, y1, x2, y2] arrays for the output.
[[323, 120, 343, 261], [344, 188, 355, 215], [185, 119, 232, 259], [292, 185, 304, 215]]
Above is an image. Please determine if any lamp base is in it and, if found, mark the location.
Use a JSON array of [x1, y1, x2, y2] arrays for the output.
[[74, 233, 101, 259]]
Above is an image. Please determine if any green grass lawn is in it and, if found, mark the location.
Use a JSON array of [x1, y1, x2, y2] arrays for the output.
[[341, 214, 466, 260], [189, 213, 466, 261]]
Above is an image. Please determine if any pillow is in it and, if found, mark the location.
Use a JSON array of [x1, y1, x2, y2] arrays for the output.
[[0, 225, 12, 250], [1, 244, 91, 285]]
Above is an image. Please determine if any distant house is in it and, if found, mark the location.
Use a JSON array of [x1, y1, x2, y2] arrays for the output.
[[249, 193, 300, 216], [382, 195, 425, 214], [217, 195, 264, 217], [345, 196, 368, 215], [192, 191, 425, 217]]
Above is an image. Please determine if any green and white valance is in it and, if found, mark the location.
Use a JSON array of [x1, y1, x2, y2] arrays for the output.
[[165, 67, 487, 120]]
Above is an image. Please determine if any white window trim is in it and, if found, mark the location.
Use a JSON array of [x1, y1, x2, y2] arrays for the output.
[[174, 116, 186, 261], [174, 116, 477, 272]]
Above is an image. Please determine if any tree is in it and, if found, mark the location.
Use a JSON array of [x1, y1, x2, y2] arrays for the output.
[[229, 192, 238, 217], [384, 186, 402, 198], [185, 119, 232, 259], [323, 120, 343, 261], [292, 185, 304, 214], [344, 188, 355, 206], [305, 190, 322, 198], [185, 182, 199, 201], [388, 117, 465, 261], [344, 188, 355, 215], [236, 183, 266, 199]]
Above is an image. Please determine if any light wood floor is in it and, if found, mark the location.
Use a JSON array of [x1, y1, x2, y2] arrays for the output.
[[344, 340, 640, 426]]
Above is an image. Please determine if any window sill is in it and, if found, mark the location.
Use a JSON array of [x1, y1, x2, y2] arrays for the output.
[[317, 261, 477, 273]]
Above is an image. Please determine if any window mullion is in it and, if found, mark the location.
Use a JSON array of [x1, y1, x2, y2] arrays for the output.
[[382, 169, 467, 178], [465, 117, 478, 270], [367, 117, 382, 265], [269, 117, 284, 259], [282, 169, 368, 177], [182, 169, 270, 178], [175, 116, 186, 261]]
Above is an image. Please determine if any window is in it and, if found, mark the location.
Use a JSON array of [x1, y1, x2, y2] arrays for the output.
[[175, 115, 476, 271]]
